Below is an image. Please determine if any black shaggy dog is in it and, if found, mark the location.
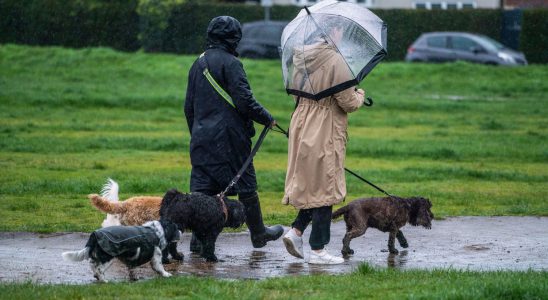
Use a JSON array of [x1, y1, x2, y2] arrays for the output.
[[160, 189, 246, 262], [62, 220, 181, 282], [332, 196, 433, 256]]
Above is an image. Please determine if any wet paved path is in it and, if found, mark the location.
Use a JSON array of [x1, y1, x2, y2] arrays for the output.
[[0, 217, 546, 284]]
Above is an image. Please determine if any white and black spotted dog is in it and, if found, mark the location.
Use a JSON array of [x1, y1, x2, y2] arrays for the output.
[[62, 220, 181, 282]]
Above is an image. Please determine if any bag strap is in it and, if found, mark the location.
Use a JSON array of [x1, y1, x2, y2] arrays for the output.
[[198, 52, 236, 108]]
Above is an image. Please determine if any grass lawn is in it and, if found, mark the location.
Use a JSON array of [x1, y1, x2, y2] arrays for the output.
[[0, 44, 546, 298], [1, 265, 546, 300], [1, 44, 546, 232]]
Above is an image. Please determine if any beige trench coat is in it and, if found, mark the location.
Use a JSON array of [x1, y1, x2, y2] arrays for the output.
[[282, 42, 363, 209]]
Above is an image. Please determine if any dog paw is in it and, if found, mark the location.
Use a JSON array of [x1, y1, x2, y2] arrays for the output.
[[389, 249, 399, 254], [162, 257, 170, 264], [161, 272, 172, 278], [341, 248, 354, 256]]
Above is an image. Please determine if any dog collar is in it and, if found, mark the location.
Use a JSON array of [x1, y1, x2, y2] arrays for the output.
[[216, 194, 228, 223]]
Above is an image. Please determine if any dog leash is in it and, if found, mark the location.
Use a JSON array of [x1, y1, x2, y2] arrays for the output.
[[273, 125, 394, 198], [217, 125, 271, 219]]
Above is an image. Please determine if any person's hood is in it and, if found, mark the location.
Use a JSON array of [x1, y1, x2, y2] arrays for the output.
[[206, 16, 242, 56], [293, 42, 338, 74]]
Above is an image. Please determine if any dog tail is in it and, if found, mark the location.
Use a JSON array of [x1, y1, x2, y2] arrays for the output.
[[332, 205, 350, 219], [100, 178, 119, 202], [89, 194, 126, 214], [62, 247, 90, 262]]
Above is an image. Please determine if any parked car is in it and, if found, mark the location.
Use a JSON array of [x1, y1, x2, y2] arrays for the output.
[[236, 21, 288, 59], [405, 32, 527, 66]]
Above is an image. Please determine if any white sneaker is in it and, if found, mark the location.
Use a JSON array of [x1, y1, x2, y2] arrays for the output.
[[308, 249, 344, 265], [282, 229, 304, 259]]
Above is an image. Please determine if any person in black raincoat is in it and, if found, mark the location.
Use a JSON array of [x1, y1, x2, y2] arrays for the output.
[[184, 16, 283, 251]]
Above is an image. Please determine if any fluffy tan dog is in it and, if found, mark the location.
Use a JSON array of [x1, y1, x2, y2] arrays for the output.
[[89, 179, 161, 226]]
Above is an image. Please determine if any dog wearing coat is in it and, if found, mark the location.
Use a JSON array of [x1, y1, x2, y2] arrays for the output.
[[88, 179, 182, 263], [62, 220, 181, 282], [332, 196, 433, 256]]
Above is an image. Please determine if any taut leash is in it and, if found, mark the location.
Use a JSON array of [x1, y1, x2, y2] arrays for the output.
[[217, 126, 271, 214], [342, 167, 393, 198], [273, 125, 393, 197]]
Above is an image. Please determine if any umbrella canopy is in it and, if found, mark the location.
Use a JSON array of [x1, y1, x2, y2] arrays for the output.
[[281, 0, 387, 100]]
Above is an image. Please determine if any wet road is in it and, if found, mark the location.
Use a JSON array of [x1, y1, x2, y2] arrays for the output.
[[0, 217, 546, 284]]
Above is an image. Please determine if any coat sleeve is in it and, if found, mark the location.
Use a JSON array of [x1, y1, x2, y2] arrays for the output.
[[334, 87, 363, 113], [184, 64, 196, 133], [224, 59, 274, 126]]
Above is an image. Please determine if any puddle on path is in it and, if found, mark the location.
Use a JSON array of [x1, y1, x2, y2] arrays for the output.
[[0, 217, 546, 284]]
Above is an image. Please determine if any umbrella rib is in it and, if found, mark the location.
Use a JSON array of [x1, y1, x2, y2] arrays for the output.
[[322, 13, 385, 53], [303, 17, 315, 96]]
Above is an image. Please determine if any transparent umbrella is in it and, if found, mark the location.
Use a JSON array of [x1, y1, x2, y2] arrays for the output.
[[281, 0, 387, 101]]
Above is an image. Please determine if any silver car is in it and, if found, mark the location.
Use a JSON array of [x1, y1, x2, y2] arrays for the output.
[[405, 32, 527, 65]]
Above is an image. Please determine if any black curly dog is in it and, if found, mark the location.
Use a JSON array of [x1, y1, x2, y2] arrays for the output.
[[160, 189, 245, 262], [332, 196, 433, 256]]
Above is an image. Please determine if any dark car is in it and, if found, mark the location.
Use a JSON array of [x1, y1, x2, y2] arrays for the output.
[[405, 32, 527, 66], [236, 21, 288, 59]]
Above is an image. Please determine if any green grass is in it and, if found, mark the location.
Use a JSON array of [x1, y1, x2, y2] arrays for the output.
[[0, 44, 547, 232], [0, 265, 546, 299]]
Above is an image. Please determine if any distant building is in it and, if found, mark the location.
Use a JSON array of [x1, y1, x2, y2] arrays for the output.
[[269, 0, 548, 9], [271, 0, 502, 9], [503, 0, 548, 9]]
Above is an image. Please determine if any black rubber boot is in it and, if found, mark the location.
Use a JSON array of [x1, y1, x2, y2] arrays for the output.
[[189, 232, 201, 253], [240, 192, 283, 248]]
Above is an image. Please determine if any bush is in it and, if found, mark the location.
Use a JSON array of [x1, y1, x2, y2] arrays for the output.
[[0, 0, 140, 51], [521, 9, 548, 64], [138, 0, 186, 52]]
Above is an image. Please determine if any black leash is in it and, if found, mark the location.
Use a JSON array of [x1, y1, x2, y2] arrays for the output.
[[218, 125, 270, 199], [273, 125, 393, 197], [271, 124, 289, 137], [343, 167, 393, 197]]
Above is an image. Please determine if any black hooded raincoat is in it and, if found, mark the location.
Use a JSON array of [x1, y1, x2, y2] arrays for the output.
[[184, 16, 273, 195]]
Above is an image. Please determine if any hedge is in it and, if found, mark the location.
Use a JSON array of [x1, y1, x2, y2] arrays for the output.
[[0, 0, 546, 63], [521, 9, 548, 64], [162, 3, 299, 54], [0, 0, 140, 51], [164, 5, 502, 61]]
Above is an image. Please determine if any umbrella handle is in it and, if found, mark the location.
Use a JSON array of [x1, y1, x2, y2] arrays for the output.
[[364, 97, 373, 107]]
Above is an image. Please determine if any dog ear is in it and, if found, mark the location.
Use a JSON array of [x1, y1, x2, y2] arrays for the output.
[[160, 189, 181, 217], [224, 199, 245, 228], [162, 189, 180, 201]]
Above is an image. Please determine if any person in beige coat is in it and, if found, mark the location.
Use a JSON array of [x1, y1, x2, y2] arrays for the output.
[[282, 22, 365, 264]]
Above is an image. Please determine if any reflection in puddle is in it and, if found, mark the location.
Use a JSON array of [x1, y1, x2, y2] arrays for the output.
[[307, 265, 331, 276], [463, 244, 492, 251], [387, 250, 408, 268], [3, 217, 548, 284], [285, 262, 306, 275]]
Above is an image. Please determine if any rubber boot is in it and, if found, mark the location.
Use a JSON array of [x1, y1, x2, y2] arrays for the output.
[[189, 232, 201, 253], [240, 192, 283, 248]]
